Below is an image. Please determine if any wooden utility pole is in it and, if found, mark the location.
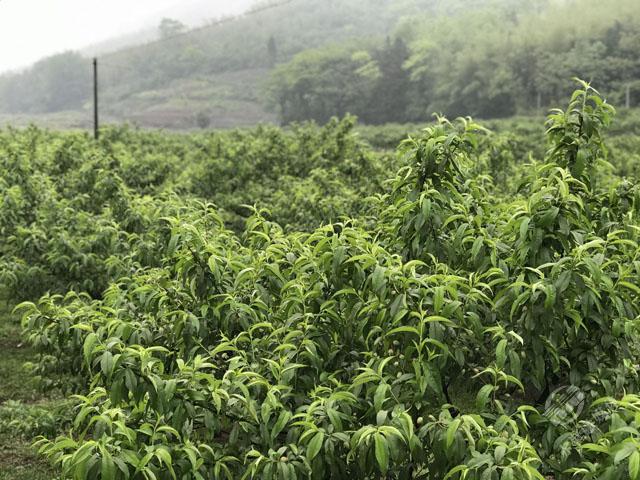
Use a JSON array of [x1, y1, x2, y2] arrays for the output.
[[93, 58, 99, 140]]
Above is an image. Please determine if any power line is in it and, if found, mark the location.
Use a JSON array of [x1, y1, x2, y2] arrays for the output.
[[93, 58, 99, 140], [100, 0, 296, 60], [98, 59, 127, 70], [99, 59, 139, 73]]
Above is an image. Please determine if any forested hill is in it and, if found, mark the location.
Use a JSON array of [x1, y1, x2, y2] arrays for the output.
[[0, 0, 638, 128], [0, 0, 442, 127]]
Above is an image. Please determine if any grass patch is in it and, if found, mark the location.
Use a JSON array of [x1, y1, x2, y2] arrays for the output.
[[0, 435, 59, 480], [0, 325, 42, 403], [0, 297, 63, 479]]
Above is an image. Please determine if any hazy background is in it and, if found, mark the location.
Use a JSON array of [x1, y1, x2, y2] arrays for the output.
[[0, 0, 253, 73], [0, 0, 638, 130]]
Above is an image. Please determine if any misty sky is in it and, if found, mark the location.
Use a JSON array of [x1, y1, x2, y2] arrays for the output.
[[0, 0, 252, 73]]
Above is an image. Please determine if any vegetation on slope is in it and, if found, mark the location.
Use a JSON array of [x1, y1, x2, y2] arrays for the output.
[[268, 0, 640, 123]]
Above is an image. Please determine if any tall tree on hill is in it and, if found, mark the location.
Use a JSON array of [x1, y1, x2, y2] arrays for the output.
[[361, 37, 411, 123], [158, 18, 186, 39], [267, 35, 278, 67], [266, 43, 379, 124]]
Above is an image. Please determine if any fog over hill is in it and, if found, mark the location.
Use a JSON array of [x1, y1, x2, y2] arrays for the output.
[[0, 0, 638, 130], [82, 0, 256, 57], [0, 0, 257, 74]]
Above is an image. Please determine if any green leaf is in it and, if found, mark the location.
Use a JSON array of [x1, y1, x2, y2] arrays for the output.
[[100, 351, 114, 377], [101, 448, 116, 480], [471, 236, 483, 260], [83, 332, 98, 365], [619, 281, 640, 295], [501, 466, 514, 480], [326, 408, 343, 432], [630, 451, 640, 480], [494, 444, 506, 463], [614, 441, 637, 464], [434, 287, 445, 313], [519, 217, 531, 239], [476, 384, 495, 410], [372, 265, 386, 292], [386, 326, 420, 337], [539, 206, 559, 228], [496, 339, 507, 369], [374, 433, 389, 474], [306, 431, 324, 461], [156, 448, 176, 479], [446, 418, 461, 449], [444, 465, 467, 479], [374, 383, 388, 412], [271, 411, 291, 440]]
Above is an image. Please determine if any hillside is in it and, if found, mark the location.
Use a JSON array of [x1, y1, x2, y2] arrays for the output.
[[0, 0, 638, 129], [81, 0, 256, 58], [0, 0, 495, 129]]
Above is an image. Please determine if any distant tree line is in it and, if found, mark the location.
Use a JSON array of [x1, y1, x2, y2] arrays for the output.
[[266, 0, 640, 123], [266, 37, 411, 124]]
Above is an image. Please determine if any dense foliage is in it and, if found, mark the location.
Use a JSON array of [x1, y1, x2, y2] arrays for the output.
[[3, 82, 640, 478], [268, 0, 640, 123], [0, 117, 396, 302]]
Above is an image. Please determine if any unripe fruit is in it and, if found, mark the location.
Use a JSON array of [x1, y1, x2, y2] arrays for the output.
[[417, 417, 424, 425]]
